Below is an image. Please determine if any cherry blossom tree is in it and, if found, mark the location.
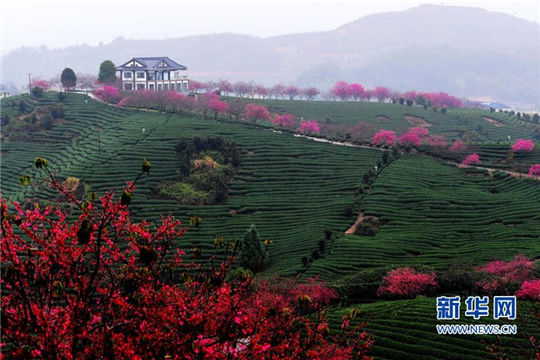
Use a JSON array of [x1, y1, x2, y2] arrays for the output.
[[516, 279, 540, 299], [269, 84, 285, 100], [188, 80, 205, 93], [93, 85, 121, 102], [204, 92, 230, 117], [529, 164, 540, 177], [475, 255, 536, 294], [253, 84, 269, 99], [373, 86, 390, 102], [407, 127, 429, 138], [273, 114, 295, 127], [449, 140, 467, 153], [0, 159, 373, 359], [371, 130, 397, 146], [377, 267, 437, 298], [424, 135, 447, 148], [233, 82, 252, 98], [512, 139, 535, 152], [302, 87, 320, 101], [284, 86, 300, 100], [348, 83, 365, 101], [399, 132, 421, 147], [402, 91, 417, 102], [297, 120, 320, 134], [218, 79, 234, 96], [461, 153, 481, 166], [331, 81, 350, 101], [245, 103, 271, 122], [349, 122, 375, 142]]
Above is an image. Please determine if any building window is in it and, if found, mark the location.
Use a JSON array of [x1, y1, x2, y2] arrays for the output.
[[157, 72, 163, 80], [163, 84, 168, 91], [136, 83, 145, 90], [164, 72, 169, 81], [123, 71, 132, 79], [124, 83, 133, 90], [136, 71, 145, 79], [157, 84, 162, 91], [176, 83, 182, 91], [148, 72, 155, 81], [148, 84, 155, 90]]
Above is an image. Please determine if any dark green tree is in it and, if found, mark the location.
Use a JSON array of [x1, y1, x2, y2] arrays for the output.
[[415, 95, 426, 106], [60, 68, 77, 91], [238, 224, 264, 272], [98, 60, 117, 84]]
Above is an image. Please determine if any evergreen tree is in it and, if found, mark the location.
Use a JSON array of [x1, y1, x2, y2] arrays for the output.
[[239, 224, 264, 272], [61, 68, 77, 91], [98, 60, 117, 84]]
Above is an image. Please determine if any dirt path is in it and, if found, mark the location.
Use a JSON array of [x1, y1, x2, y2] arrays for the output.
[[345, 212, 365, 234], [482, 116, 505, 127]]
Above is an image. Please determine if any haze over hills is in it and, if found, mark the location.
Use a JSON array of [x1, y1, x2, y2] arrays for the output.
[[2, 4, 540, 108]]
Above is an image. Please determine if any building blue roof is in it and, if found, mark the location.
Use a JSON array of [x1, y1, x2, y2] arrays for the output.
[[117, 57, 187, 71]]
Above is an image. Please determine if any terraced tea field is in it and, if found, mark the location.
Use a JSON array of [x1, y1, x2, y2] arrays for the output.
[[329, 298, 539, 360], [2, 93, 539, 359], [230, 98, 539, 142], [307, 155, 540, 280]]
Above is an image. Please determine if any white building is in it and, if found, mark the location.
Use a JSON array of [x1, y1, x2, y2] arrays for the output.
[[116, 56, 189, 92]]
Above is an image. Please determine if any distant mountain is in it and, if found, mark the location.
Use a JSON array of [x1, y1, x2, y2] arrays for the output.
[[2, 5, 539, 108]]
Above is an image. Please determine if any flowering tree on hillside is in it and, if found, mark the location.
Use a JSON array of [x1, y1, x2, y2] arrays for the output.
[[348, 83, 365, 101], [408, 127, 429, 138], [233, 82, 253, 98], [475, 255, 536, 294], [1, 159, 373, 359], [93, 85, 121, 102], [269, 84, 285, 100], [218, 79, 234, 96], [461, 153, 481, 166], [399, 132, 421, 147], [284, 86, 300, 100], [273, 114, 295, 128], [371, 130, 397, 147], [425, 135, 447, 148], [449, 140, 467, 153], [529, 164, 540, 177], [332, 81, 350, 101], [377, 267, 437, 298], [245, 103, 271, 123], [516, 280, 540, 299], [204, 93, 230, 118], [402, 91, 417, 102], [302, 87, 320, 101], [373, 87, 390, 102], [253, 84, 269, 99], [188, 80, 206, 93], [512, 139, 535, 152], [297, 120, 320, 134]]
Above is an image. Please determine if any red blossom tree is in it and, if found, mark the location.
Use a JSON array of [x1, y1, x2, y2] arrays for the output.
[[371, 130, 397, 147], [399, 132, 421, 147], [302, 87, 320, 101], [402, 91, 417, 102], [512, 139, 535, 152], [93, 86, 121, 102], [297, 120, 320, 134], [516, 280, 540, 300], [331, 81, 350, 101], [284, 86, 300, 100], [529, 164, 540, 177], [253, 84, 269, 99], [407, 127, 429, 138], [424, 135, 447, 148], [461, 153, 481, 166], [348, 83, 365, 101], [204, 93, 230, 117], [376, 267, 437, 298], [218, 79, 234, 96], [273, 114, 295, 128], [449, 140, 467, 153], [269, 84, 285, 100], [1, 159, 373, 359], [373, 87, 390, 102], [245, 103, 271, 122], [475, 255, 536, 294], [188, 80, 206, 93]]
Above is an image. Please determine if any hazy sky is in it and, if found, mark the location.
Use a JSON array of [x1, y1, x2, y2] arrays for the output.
[[1, 0, 539, 55]]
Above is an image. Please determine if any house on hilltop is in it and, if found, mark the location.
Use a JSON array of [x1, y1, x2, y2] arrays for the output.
[[116, 56, 189, 92]]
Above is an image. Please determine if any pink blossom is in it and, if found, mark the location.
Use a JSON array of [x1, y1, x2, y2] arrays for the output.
[[529, 164, 540, 176], [273, 114, 295, 128], [424, 135, 447, 148], [348, 83, 365, 101], [371, 130, 397, 146], [511, 139, 535, 152], [245, 104, 270, 121], [373, 86, 390, 102], [399, 132, 421, 147], [516, 279, 540, 300], [331, 81, 350, 100], [377, 267, 437, 297], [449, 140, 467, 152], [461, 153, 481, 166], [408, 127, 429, 138], [297, 120, 320, 134]]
